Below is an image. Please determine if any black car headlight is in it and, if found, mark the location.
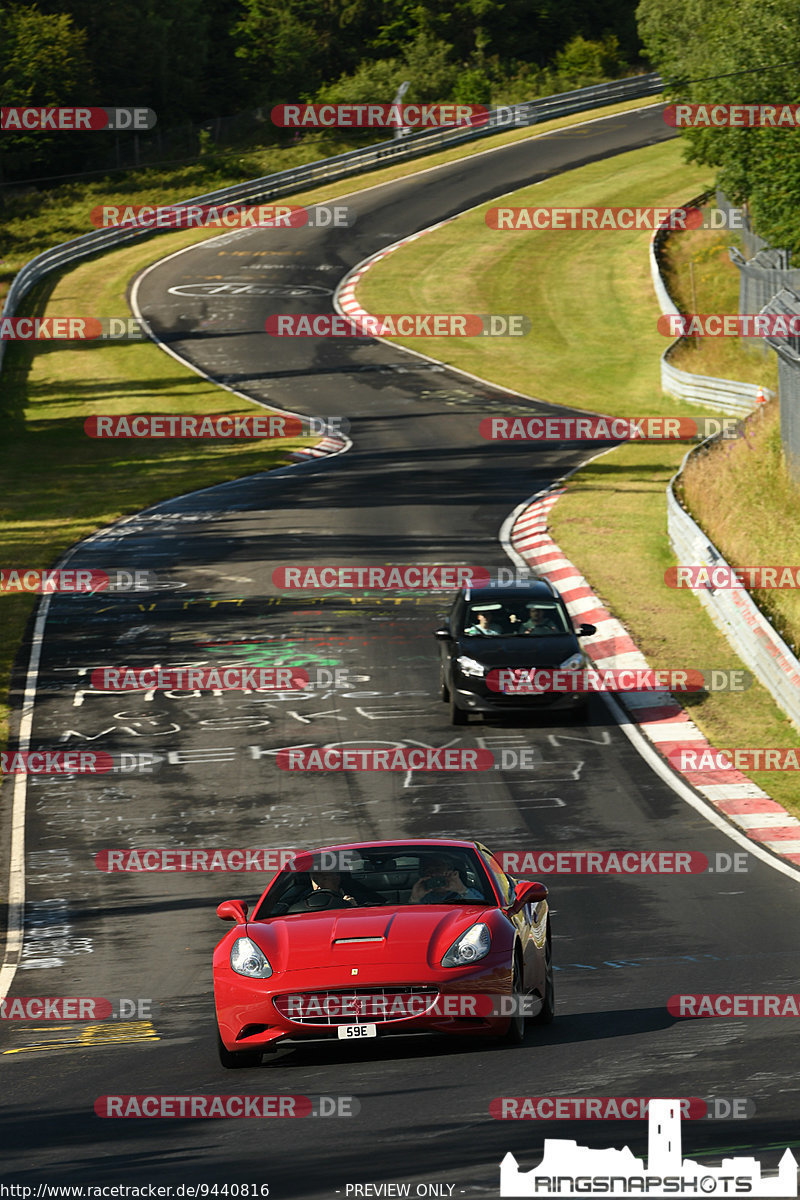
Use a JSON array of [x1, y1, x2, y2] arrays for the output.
[[456, 655, 487, 678]]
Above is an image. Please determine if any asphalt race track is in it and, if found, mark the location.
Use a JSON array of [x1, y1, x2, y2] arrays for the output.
[[2, 106, 800, 1195]]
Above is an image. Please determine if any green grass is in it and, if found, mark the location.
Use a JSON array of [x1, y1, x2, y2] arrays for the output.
[[357, 137, 714, 416], [548, 442, 800, 817], [0, 95, 660, 305], [662, 202, 778, 389], [681, 401, 800, 654], [353, 134, 800, 818]]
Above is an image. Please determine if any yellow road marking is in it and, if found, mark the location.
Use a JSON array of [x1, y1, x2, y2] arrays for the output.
[[2, 1020, 159, 1053]]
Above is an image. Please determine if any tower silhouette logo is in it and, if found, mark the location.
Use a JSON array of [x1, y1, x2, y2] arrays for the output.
[[500, 1099, 797, 1197]]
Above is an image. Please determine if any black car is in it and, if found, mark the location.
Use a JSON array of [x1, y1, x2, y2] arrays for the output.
[[434, 580, 596, 724]]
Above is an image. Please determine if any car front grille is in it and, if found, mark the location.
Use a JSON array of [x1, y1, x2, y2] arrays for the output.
[[273, 986, 440, 1025]]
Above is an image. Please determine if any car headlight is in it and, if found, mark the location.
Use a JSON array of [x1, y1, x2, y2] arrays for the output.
[[442, 922, 491, 967], [231, 936, 273, 978], [457, 655, 487, 678], [560, 652, 584, 670]]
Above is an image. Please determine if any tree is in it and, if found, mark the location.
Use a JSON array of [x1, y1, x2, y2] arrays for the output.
[[637, 0, 800, 252]]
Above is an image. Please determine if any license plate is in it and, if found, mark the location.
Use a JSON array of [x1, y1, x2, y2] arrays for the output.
[[337, 1024, 377, 1039]]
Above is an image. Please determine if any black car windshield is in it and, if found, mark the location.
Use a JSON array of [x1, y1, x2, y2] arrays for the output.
[[461, 602, 569, 637], [254, 846, 495, 917]]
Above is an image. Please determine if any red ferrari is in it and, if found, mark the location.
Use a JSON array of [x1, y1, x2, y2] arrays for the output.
[[213, 839, 554, 1067]]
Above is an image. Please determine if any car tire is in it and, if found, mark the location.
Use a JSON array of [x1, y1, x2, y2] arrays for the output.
[[504, 954, 526, 1043], [449, 690, 467, 725], [217, 1031, 262, 1069], [534, 932, 555, 1025]]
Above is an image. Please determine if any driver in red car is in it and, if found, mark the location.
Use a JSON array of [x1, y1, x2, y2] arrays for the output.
[[310, 870, 357, 906], [409, 855, 484, 903]]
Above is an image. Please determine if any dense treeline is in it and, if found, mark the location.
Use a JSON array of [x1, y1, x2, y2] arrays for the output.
[[636, 0, 800, 253], [1, 0, 643, 183]]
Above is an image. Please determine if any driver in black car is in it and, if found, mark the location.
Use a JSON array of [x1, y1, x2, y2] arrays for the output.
[[409, 855, 484, 903]]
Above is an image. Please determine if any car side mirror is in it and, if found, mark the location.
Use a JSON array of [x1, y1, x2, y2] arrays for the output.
[[577, 623, 596, 637], [434, 628, 452, 641], [506, 880, 548, 916], [217, 899, 248, 923]]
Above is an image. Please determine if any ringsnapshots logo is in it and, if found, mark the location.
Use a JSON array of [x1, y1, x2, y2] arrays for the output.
[[480, 416, 742, 442], [499, 1099, 797, 1197], [90, 203, 352, 230], [1, 107, 156, 131], [265, 314, 529, 338], [664, 103, 800, 127]]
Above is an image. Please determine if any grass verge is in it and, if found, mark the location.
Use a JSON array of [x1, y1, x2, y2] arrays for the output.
[[354, 135, 800, 818]]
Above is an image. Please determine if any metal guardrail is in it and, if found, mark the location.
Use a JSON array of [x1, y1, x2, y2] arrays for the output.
[[0, 73, 662, 377], [667, 455, 800, 732], [661, 350, 773, 414], [650, 194, 772, 414]]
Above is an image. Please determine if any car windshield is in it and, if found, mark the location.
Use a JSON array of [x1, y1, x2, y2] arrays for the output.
[[254, 847, 495, 917], [461, 602, 569, 637]]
